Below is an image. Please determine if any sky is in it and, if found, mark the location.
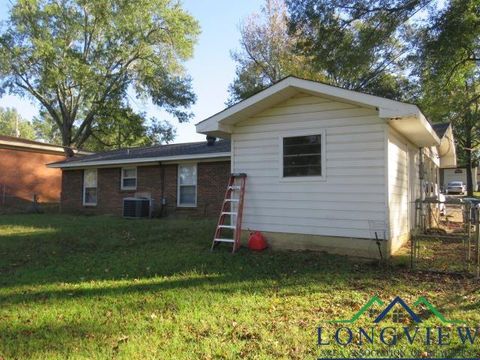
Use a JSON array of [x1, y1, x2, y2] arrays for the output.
[[0, 0, 264, 143]]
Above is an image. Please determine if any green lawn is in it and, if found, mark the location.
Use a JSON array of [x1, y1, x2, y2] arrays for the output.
[[0, 215, 479, 359]]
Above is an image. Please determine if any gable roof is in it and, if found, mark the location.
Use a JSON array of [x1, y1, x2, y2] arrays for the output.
[[0, 135, 89, 156], [48, 139, 231, 169], [431, 123, 451, 138], [196, 76, 440, 147], [431, 123, 456, 168]]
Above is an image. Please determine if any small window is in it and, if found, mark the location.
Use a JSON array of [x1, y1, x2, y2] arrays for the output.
[[283, 134, 322, 177], [178, 164, 197, 207], [83, 169, 97, 206], [121, 167, 137, 190]]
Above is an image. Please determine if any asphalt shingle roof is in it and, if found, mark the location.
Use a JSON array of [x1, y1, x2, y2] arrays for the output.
[[53, 139, 231, 166], [431, 123, 450, 139]]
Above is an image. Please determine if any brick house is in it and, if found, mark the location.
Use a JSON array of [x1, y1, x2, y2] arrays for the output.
[[49, 138, 231, 217], [0, 135, 70, 209]]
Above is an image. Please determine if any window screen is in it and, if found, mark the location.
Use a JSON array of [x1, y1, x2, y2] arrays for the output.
[[83, 169, 97, 205], [121, 167, 137, 190], [178, 164, 197, 206], [283, 134, 322, 177]]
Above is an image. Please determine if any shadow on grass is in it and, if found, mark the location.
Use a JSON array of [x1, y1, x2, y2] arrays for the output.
[[0, 214, 389, 304], [0, 320, 114, 358], [1, 215, 479, 359]]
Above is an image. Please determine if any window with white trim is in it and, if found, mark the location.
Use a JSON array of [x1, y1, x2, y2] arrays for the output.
[[177, 164, 197, 207], [282, 134, 323, 177], [83, 169, 97, 206], [121, 167, 137, 190]]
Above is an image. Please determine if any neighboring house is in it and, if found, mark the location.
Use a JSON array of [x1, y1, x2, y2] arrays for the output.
[[0, 135, 70, 208], [48, 139, 231, 217], [431, 123, 474, 192], [196, 77, 457, 258], [440, 167, 477, 192]]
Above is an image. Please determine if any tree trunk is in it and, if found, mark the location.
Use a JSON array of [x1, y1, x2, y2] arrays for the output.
[[466, 135, 474, 197], [466, 150, 473, 197], [64, 147, 75, 158]]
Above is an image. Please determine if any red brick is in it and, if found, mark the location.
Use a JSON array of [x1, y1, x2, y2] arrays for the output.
[[0, 148, 64, 204], [60, 161, 231, 217]]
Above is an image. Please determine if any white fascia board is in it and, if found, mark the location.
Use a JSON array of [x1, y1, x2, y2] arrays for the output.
[[388, 114, 441, 147], [291, 78, 419, 115], [196, 78, 297, 134], [48, 152, 231, 169], [419, 112, 441, 145], [196, 76, 426, 135]]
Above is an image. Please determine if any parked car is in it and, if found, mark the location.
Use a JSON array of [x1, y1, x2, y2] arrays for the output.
[[446, 181, 466, 195]]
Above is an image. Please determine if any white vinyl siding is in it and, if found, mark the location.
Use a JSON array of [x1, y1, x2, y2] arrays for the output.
[[387, 129, 410, 252], [387, 127, 440, 252], [231, 92, 387, 239], [408, 146, 421, 233]]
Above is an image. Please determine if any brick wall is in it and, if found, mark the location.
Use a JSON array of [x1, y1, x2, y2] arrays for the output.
[[60, 161, 231, 217], [0, 148, 64, 204]]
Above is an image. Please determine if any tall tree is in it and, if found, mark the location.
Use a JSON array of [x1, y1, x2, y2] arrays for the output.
[[416, 0, 480, 195], [31, 112, 63, 144], [0, 106, 35, 139], [0, 0, 199, 156], [32, 106, 175, 150], [228, 0, 321, 104], [286, 0, 433, 100], [230, 0, 431, 103], [82, 104, 176, 151]]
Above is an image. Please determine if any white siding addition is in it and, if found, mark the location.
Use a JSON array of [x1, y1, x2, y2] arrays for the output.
[[232, 92, 387, 239]]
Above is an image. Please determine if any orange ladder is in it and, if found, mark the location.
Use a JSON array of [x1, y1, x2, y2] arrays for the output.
[[211, 173, 247, 253]]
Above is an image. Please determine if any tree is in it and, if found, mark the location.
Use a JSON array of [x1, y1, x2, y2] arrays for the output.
[[230, 0, 431, 103], [32, 105, 175, 150], [81, 104, 176, 151], [31, 112, 63, 144], [0, 0, 199, 156], [415, 0, 480, 196], [228, 0, 321, 104], [0, 106, 35, 139], [286, 0, 435, 100]]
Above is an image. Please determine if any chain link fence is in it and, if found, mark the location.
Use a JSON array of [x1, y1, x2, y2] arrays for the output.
[[410, 197, 480, 277], [0, 184, 60, 214]]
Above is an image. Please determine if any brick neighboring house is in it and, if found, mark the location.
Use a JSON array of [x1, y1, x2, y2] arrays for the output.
[[49, 138, 231, 217], [0, 135, 71, 209]]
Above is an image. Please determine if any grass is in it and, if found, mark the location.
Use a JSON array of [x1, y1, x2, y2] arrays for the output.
[[0, 214, 479, 359]]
